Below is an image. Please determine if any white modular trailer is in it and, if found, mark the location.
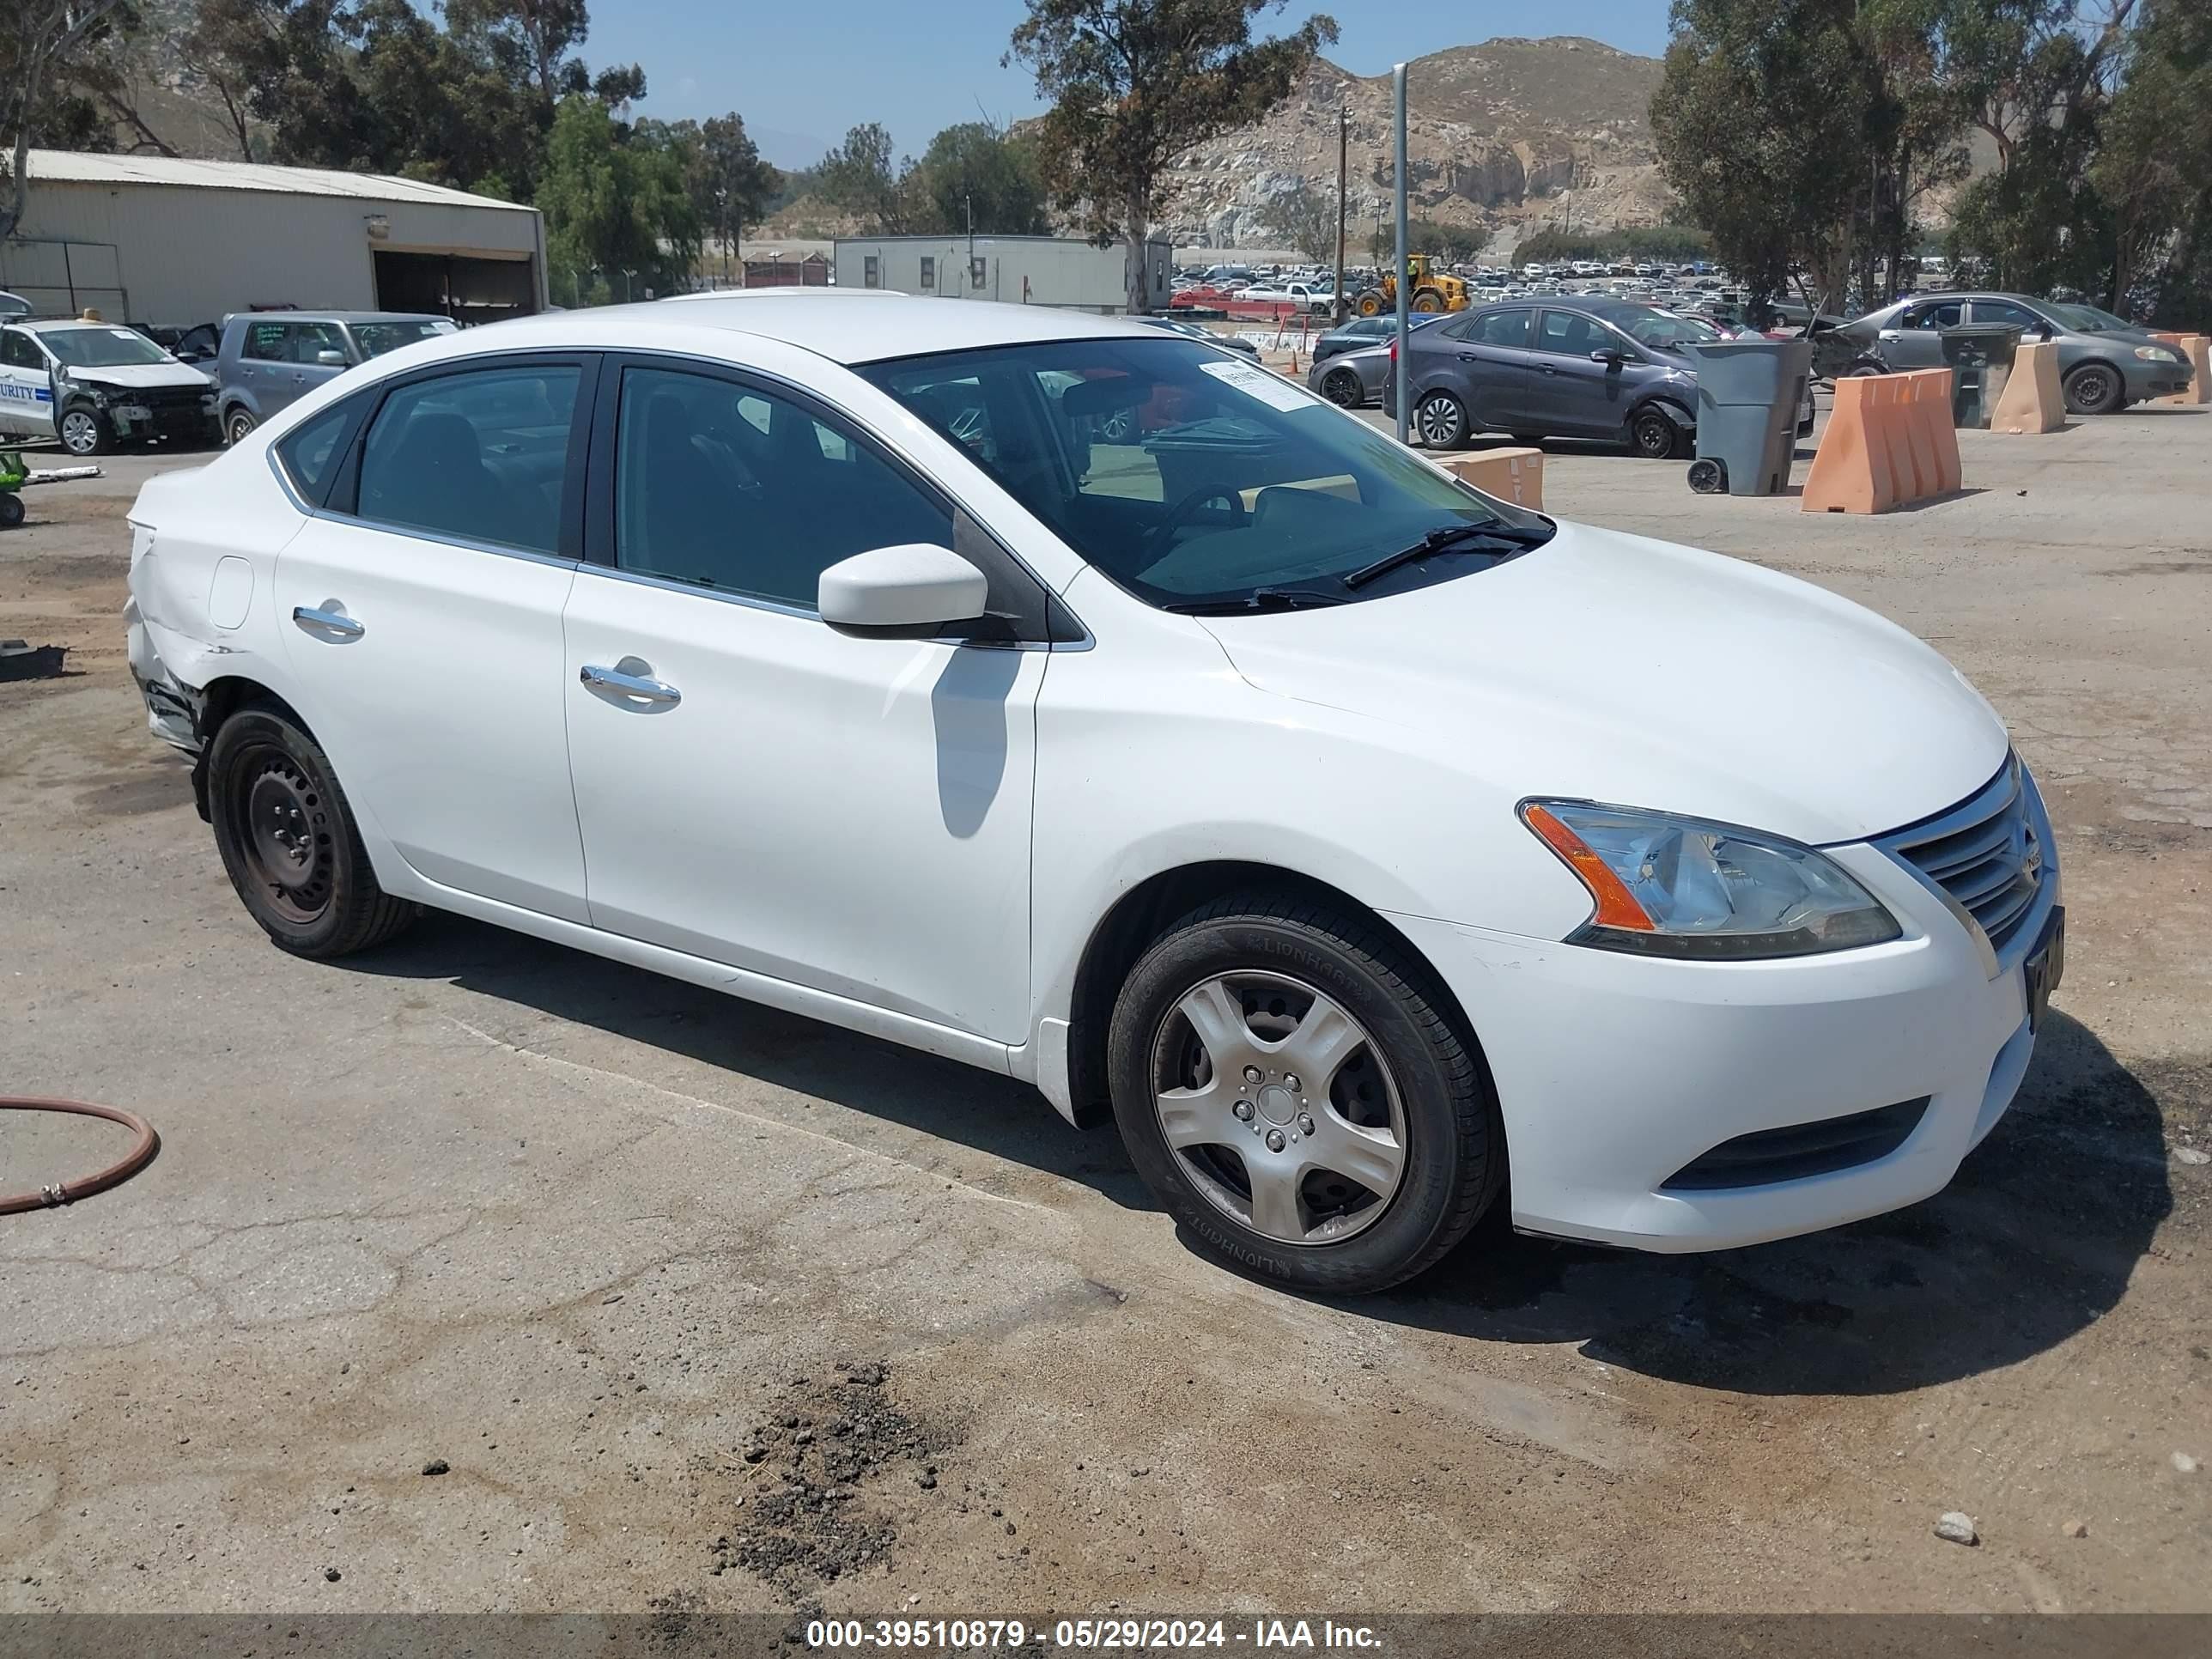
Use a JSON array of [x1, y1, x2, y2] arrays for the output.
[[833, 234, 1171, 313], [2, 150, 546, 328]]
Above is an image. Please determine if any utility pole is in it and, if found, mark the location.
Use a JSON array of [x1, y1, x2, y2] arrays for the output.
[[1393, 63, 1409, 445], [1334, 106, 1348, 325]]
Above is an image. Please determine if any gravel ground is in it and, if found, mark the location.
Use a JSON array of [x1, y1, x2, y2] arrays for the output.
[[1, 404, 2207, 1616]]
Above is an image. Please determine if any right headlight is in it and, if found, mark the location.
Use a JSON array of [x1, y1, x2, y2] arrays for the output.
[[1519, 799, 1902, 960]]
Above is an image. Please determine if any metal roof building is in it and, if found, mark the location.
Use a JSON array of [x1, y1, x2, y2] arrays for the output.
[[1, 150, 546, 327], [832, 234, 1171, 313]]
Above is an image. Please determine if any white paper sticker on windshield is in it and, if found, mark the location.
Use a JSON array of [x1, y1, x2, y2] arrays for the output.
[[1199, 358, 1321, 412]]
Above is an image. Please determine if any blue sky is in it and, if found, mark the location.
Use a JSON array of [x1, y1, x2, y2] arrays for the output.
[[584, 2, 1673, 168]]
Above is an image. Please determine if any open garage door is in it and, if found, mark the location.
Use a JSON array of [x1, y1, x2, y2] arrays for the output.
[[373, 251, 538, 323]]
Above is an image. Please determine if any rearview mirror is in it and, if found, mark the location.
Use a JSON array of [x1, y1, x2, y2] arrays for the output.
[[818, 544, 989, 634]]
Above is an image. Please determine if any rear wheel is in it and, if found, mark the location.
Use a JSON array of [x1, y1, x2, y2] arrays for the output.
[[1107, 893, 1502, 1293], [2063, 362, 2122, 416], [1414, 390, 1469, 449], [1411, 289, 1444, 313], [208, 703, 418, 957], [0, 493, 22, 529], [1321, 368, 1363, 408]]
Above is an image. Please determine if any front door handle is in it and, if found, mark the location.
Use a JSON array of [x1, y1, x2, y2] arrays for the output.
[[292, 605, 363, 639], [580, 661, 681, 706]]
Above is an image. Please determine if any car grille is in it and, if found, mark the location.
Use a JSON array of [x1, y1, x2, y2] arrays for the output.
[[1878, 757, 2045, 956]]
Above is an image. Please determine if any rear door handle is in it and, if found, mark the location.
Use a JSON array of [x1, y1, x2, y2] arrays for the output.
[[292, 605, 363, 639], [580, 662, 681, 706]]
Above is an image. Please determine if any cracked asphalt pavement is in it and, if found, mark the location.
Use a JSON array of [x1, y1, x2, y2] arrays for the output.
[[2, 408, 2207, 1614]]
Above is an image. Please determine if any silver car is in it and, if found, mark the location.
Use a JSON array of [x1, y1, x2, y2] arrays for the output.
[[1832, 293, 2194, 415], [1307, 313, 1449, 407]]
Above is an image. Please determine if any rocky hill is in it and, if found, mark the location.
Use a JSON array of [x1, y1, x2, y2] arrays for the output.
[[1163, 35, 1672, 253]]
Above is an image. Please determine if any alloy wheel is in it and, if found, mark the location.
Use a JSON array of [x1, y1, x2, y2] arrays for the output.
[[1149, 970, 1408, 1245], [1322, 370, 1361, 407], [60, 411, 100, 455], [227, 410, 257, 445], [1416, 394, 1463, 447]]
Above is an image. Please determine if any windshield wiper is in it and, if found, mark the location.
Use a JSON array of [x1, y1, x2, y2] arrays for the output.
[[1340, 520, 1547, 591], [1164, 586, 1349, 615]]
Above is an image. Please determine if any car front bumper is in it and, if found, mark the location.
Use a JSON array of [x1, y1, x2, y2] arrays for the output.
[[1386, 783, 2060, 1254]]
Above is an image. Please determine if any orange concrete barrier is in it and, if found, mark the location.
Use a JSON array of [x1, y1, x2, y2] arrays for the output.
[[2151, 331, 2209, 405], [1802, 369, 1960, 514], [1911, 368, 1963, 492], [1991, 339, 2065, 432], [1440, 446, 1544, 509]]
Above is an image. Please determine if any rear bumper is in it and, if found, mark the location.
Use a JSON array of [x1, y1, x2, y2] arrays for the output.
[[1389, 808, 2058, 1254]]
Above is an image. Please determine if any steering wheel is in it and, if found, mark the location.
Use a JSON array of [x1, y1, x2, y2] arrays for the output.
[[1148, 484, 1249, 558]]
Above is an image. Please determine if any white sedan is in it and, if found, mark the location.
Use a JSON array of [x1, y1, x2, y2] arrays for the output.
[[124, 295, 2061, 1293]]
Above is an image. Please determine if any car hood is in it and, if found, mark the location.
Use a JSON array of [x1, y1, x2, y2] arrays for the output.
[[64, 363, 212, 392], [1196, 519, 2008, 846]]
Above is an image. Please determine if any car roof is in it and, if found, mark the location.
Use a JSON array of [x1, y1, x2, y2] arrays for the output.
[[225, 310, 448, 325], [15, 319, 148, 335], [373, 294, 1158, 369]]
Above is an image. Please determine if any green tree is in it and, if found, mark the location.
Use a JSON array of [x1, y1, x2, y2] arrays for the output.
[[682, 112, 780, 277], [818, 120, 909, 232], [2, 1, 129, 242], [1008, 0, 1338, 313], [1259, 179, 1336, 264], [538, 93, 700, 302], [907, 120, 1050, 235]]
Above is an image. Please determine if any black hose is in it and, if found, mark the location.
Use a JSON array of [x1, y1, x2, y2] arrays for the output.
[[0, 1097, 161, 1214]]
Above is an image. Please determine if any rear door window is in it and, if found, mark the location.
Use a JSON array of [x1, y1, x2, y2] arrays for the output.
[[353, 362, 583, 556], [1467, 309, 1534, 348]]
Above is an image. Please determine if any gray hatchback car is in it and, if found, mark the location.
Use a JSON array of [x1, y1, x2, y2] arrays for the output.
[[1829, 292, 2194, 415], [212, 311, 456, 443], [1384, 297, 1760, 457]]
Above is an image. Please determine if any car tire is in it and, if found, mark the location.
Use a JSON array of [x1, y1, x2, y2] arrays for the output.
[[2063, 362, 2123, 416], [225, 407, 258, 446], [1414, 391, 1469, 449], [1321, 368, 1363, 408], [1630, 405, 1686, 459], [1106, 891, 1504, 1294], [58, 408, 112, 458], [208, 702, 420, 959], [1845, 362, 1887, 378], [0, 492, 23, 529]]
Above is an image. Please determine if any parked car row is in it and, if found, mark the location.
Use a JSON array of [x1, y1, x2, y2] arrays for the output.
[[0, 308, 456, 456], [1323, 297, 1815, 457]]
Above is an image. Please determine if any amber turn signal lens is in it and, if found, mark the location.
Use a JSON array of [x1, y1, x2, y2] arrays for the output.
[[1520, 802, 1658, 933]]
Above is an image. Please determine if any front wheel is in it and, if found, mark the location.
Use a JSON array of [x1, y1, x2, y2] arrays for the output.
[[1630, 405, 1686, 459], [208, 703, 419, 958], [58, 408, 112, 457], [2063, 362, 2122, 416], [1106, 893, 1503, 1294], [225, 407, 258, 446], [1415, 390, 1469, 449]]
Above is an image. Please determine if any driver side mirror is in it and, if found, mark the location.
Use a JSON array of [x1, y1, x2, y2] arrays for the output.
[[818, 544, 989, 635], [2033, 321, 2054, 342], [315, 349, 347, 367], [1589, 348, 1628, 366]]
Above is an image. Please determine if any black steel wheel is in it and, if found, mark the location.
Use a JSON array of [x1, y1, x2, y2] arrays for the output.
[[2063, 362, 2123, 416], [208, 703, 418, 957]]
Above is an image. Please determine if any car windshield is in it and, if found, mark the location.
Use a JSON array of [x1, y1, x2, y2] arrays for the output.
[[40, 325, 173, 368], [1615, 309, 1723, 349], [2049, 302, 2131, 333], [860, 337, 1549, 610], [348, 319, 455, 358]]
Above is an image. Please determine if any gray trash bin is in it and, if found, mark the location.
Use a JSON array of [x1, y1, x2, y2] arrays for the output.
[[1938, 324, 2025, 428], [1682, 340, 1813, 496]]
